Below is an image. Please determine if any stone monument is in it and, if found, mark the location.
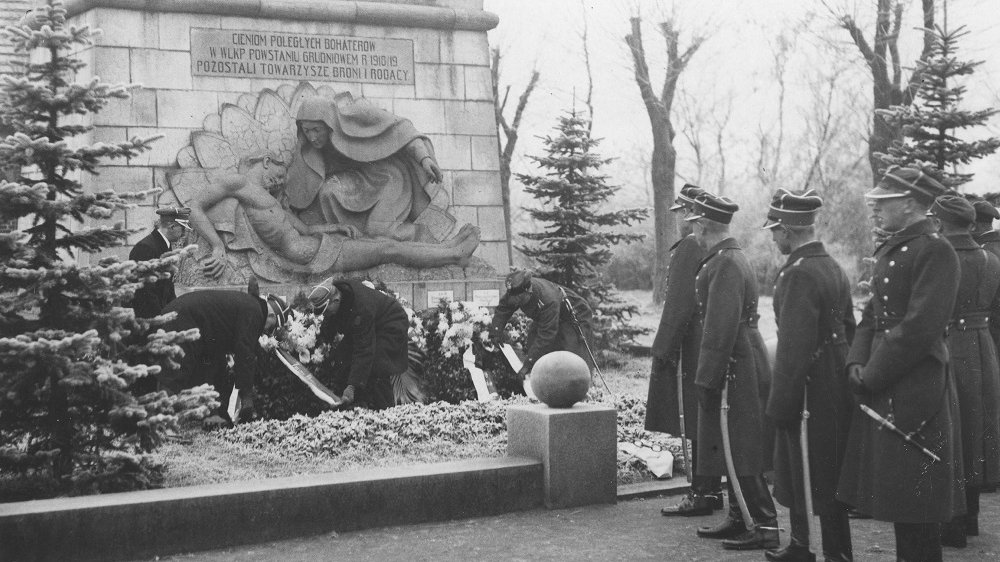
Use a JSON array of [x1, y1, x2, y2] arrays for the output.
[[67, 0, 507, 305]]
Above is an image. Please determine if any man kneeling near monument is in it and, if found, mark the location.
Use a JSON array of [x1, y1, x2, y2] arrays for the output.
[[157, 290, 289, 426], [308, 278, 409, 410]]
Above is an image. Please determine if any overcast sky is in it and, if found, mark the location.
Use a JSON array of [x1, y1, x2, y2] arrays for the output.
[[483, 0, 1000, 202]]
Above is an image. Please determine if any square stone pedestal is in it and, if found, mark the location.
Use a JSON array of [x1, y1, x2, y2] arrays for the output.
[[507, 403, 617, 509]]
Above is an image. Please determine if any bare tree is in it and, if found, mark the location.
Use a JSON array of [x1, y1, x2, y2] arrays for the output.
[[579, 0, 595, 132], [491, 48, 540, 266], [827, 0, 936, 184], [625, 16, 704, 304]]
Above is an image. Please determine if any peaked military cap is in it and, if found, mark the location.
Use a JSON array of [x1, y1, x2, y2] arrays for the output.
[[763, 188, 823, 229], [264, 294, 289, 331], [505, 270, 532, 295], [866, 166, 947, 206], [685, 191, 739, 224], [669, 184, 705, 212], [970, 197, 1000, 224], [156, 206, 192, 230], [928, 195, 976, 227]]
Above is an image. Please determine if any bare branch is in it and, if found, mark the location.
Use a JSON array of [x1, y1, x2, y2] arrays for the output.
[[579, 0, 595, 132], [901, 0, 936, 106]]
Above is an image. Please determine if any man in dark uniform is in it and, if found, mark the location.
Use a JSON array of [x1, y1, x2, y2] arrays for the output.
[[686, 191, 778, 551], [158, 290, 288, 423], [129, 207, 190, 318], [489, 270, 595, 377], [929, 195, 1000, 548], [309, 278, 409, 410], [837, 166, 964, 562], [969, 196, 1000, 259], [763, 188, 855, 562], [647, 184, 724, 517]]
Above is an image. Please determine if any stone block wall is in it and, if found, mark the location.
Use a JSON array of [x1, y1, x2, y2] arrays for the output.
[[56, 0, 507, 295]]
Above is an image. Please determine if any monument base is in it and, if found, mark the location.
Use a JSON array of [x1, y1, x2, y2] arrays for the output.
[[507, 403, 617, 509]]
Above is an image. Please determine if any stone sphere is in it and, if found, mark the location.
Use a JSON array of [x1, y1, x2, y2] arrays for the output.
[[530, 351, 591, 408]]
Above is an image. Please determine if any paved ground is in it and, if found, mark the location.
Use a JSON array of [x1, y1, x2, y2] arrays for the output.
[[159, 490, 1000, 561]]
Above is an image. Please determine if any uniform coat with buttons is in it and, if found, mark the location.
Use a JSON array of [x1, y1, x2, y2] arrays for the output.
[[129, 229, 175, 318], [693, 238, 772, 477], [767, 241, 856, 512], [945, 232, 1000, 487], [837, 219, 965, 523], [646, 234, 704, 434]]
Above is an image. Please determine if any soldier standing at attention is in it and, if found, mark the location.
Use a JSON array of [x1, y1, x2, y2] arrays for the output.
[[648, 184, 724, 517], [928, 195, 1000, 548], [686, 191, 778, 551], [969, 196, 1000, 259], [837, 166, 964, 562], [763, 189, 855, 562], [128, 207, 190, 318]]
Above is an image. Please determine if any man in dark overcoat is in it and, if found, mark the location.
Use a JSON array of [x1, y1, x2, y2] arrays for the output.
[[837, 166, 965, 562], [158, 290, 288, 422], [930, 195, 1000, 547], [647, 184, 724, 516], [128, 207, 190, 318], [686, 191, 778, 551], [309, 278, 409, 410], [763, 189, 855, 562], [489, 271, 595, 376], [969, 196, 1000, 260]]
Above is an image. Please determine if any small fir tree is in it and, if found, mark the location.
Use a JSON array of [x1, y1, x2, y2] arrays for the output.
[[876, 25, 1000, 188], [0, 1, 216, 501], [516, 111, 649, 355]]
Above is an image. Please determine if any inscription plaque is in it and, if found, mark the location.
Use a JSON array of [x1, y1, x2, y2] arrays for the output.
[[190, 28, 414, 84]]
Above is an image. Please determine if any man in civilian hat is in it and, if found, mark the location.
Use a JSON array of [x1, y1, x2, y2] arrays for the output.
[[128, 206, 191, 319], [648, 184, 724, 517], [764, 188, 855, 562], [489, 270, 595, 378], [158, 290, 288, 425], [968, 195, 1000, 260], [836, 166, 964, 561], [308, 278, 409, 410], [928, 195, 1000, 548], [685, 191, 778, 551]]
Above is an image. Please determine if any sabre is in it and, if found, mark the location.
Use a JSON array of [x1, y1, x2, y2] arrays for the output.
[[721, 376, 755, 532], [860, 404, 941, 463], [559, 287, 612, 396], [676, 359, 692, 483], [800, 385, 819, 555]]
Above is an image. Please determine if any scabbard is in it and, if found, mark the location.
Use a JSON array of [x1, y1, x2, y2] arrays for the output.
[[721, 378, 754, 530], [677, 363, 691, 483], [800, 386, 818, 553]]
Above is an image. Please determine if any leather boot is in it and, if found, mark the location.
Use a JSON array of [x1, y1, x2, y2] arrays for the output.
[[660, 493, 714, 516], [765, 542, 816, 562], [696, 516, 746, 539], [721, 526, 780, 550]]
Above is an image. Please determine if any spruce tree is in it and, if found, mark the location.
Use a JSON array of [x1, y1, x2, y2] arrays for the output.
[[516, 110, 648, 354], [0, 1, 215, 500], [876, 25, 1000, 188]]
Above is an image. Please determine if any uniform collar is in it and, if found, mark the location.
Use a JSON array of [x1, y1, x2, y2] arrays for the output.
[[786, 240, 826, 262], [155, 229, 171, 248], [946, 232, 981, 251], [704, 237, 740, 256], [975, 230, 1000, 244], [875, 218, 936, 254]]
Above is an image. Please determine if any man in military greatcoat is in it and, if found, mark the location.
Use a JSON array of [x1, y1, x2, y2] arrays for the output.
[[686, 191, 778, 551], [929, 195, 1000, 548], [837, 166, 965, 562], [969, 196, 1000, 260], [489, 270, 595, 377], [128, 207, 190, 318], [648, 184, 724, 517], [309, 278, 411, 410], [763, 189, 855, 562], [158, 290, 288, 424]]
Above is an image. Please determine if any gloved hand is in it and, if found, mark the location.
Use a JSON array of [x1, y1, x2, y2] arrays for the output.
[[697, 385, 721, 410], [238, 393, 257, 423], [847, 364, 867, 394], [341, 384, 355, 406]]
